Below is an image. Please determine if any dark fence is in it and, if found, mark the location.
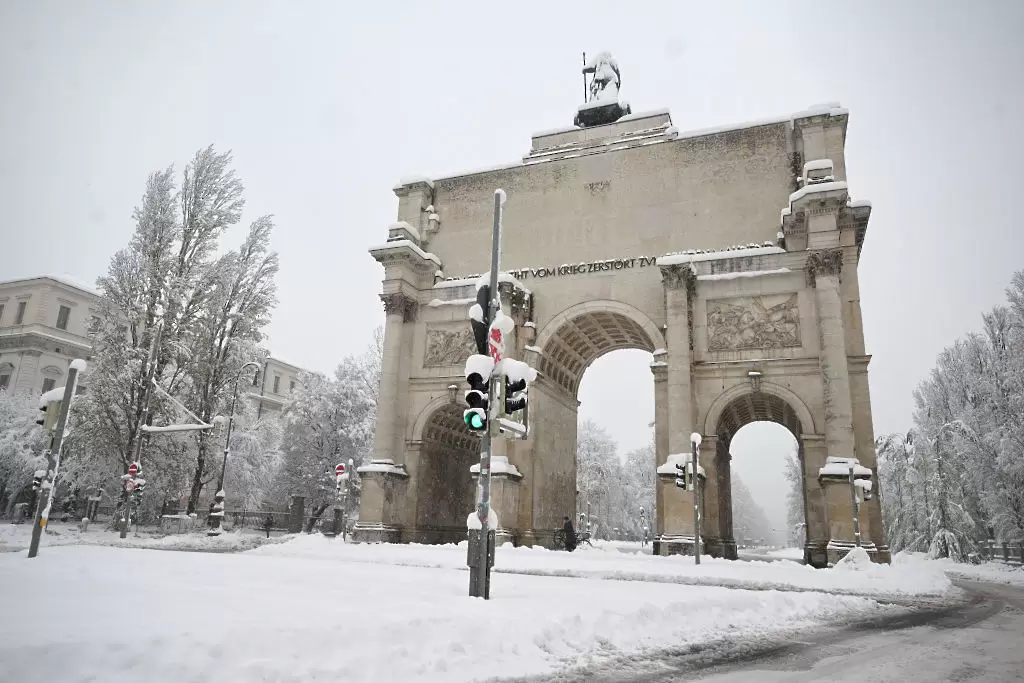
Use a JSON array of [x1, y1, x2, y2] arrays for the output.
[[978, 540, 1024, 566]]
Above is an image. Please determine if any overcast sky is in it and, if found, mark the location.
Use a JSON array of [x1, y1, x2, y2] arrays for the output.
[[2, 1, 1021, 533]]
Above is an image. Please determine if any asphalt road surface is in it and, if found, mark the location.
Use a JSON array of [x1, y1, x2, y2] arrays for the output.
[[525, 578, 1024, 683]]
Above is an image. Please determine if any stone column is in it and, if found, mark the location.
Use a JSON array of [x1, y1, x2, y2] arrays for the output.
[[806, 250, 856, 463], [656, 264, 698, 556]]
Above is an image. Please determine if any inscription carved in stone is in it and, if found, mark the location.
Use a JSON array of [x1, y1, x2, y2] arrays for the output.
[[424, 327, 476, 367], [706, 293, 800, 351]]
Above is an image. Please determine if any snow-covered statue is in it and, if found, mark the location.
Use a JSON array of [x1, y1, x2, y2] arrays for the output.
[[575, 51, 632, 128], [585, 52, 621, 103]]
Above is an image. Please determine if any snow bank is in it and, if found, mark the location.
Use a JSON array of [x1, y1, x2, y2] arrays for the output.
[[250, 535, 952, 601], [895, 551, 1024, 587], [0, 541, 890, 683]]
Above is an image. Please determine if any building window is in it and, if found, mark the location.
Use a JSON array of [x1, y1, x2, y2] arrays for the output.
[[15, 301, 27, 325], [41, 378, 56, 394], [273, 375, 281, 393], [76, 384, 87, 395], [0, 374, 10, 392], [0, 303, 5, 324], [56, 305, 71, 330], [289, 380, 295, 393]]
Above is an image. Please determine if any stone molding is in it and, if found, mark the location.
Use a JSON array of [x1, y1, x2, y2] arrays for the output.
[[804, 249, 843, 288], [659, 263, 697, 294], [380, 292, 418, 322]]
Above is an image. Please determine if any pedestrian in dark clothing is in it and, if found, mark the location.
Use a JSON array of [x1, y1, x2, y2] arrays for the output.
[[562, 516, 577, 552], [262, 515, 274, 538]]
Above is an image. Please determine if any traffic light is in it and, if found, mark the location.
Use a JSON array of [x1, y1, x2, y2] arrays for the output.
[[463, 354, 494, 433], [133, 478, 147, 499], [504, 376, 527, 415], [470, 284, 492, 355], [32, 470, 45, 491], [675, 460, 689, 490], [35, 400, 60, 431]]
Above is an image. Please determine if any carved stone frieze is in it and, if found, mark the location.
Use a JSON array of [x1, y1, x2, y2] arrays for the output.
[[424, 326, 476, 367], [380, 292, 418, 322], [805, 249, 843, 288], [706, 293, 801, 351]]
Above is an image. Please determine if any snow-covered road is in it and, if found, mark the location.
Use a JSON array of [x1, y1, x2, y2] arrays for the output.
[[0, 534, 957, 683], [543, 578, 1024, 682]]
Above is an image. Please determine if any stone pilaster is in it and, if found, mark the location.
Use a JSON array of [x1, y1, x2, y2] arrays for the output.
[[14, 350, 42, 394], [699, 434, 725, 557], [806, 250, 856, 465], [799, 434, 830, 567], [660, 263, 697, 456], [372, 292, 417, 465], [651, 362, 668, 538]]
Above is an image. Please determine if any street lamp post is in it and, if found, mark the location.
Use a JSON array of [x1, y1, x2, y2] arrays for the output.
[[691, 432, 702, 565], [208, 361, 261, 536]]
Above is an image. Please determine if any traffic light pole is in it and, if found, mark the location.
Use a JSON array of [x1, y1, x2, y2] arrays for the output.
[[470, 189, 504, 599], [28, 361, 84, 558]]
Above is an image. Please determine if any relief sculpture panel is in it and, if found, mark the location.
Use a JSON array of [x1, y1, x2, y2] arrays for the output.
[[424, 327, 476, 367], [706, 293, 800, 351]]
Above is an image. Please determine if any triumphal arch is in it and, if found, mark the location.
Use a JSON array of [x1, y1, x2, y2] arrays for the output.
[[355, 60, 888, 567]]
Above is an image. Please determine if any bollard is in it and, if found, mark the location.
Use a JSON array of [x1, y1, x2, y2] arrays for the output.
[[79, 517, 89, 533]]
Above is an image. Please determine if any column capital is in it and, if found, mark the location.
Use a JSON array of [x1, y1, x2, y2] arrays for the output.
[[649, 363, 668, 381], [660, 263, 697, 293], [805, 249, 843, 288], [380, 292, 418, 322]]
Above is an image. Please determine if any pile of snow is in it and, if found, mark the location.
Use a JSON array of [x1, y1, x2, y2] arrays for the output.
[[835, 546, 873, 571], [895, 551, 1024, 587], [0, 541, 890, 682]]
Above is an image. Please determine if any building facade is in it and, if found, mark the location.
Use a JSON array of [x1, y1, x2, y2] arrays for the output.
[[0, 276, 96, 395], [0, 276, 306, 414]]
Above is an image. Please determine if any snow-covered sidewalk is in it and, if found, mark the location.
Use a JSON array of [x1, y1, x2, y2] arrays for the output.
[[0, 521, 288, 553], [1, 541, 898, 683]]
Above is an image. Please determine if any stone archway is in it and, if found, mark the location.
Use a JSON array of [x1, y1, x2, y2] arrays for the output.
[[702, 388, 811, 563], [522, 304, 663, 547], [359, 101, 887, 565], [411, 404, 479, 545]]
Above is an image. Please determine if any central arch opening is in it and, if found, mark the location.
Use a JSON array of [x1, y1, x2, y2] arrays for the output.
[[710, 390, 808, 561], [535, 303, 663, 547]]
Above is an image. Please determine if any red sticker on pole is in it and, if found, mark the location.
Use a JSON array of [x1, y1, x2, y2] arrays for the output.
[[488, 312, 514, 363], [128, 462, 139, 477], [335, 463, 346, 476]]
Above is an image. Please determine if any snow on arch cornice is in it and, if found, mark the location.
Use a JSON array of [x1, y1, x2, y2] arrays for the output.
[[656, 243, 785, 267]]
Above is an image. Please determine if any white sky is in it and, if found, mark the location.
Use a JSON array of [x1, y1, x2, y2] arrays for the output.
[[3, 1, 1022, 527]]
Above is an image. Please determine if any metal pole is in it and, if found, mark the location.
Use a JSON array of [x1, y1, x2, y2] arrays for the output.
[[28, 363, 82, 558], [470, 189, 503, 599], [693, 442, 701, 565], [849, 463, 861, 547]]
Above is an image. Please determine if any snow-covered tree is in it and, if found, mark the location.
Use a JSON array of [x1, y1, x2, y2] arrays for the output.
[[71, 146, 279, 515], [878, 269, 1024, 561], [0, 392, 48, 515], [182, 217, 279, 513], [274, 342, 379, 528]]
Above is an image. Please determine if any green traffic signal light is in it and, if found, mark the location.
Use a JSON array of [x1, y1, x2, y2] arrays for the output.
[[464, 410, 486, 430]]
